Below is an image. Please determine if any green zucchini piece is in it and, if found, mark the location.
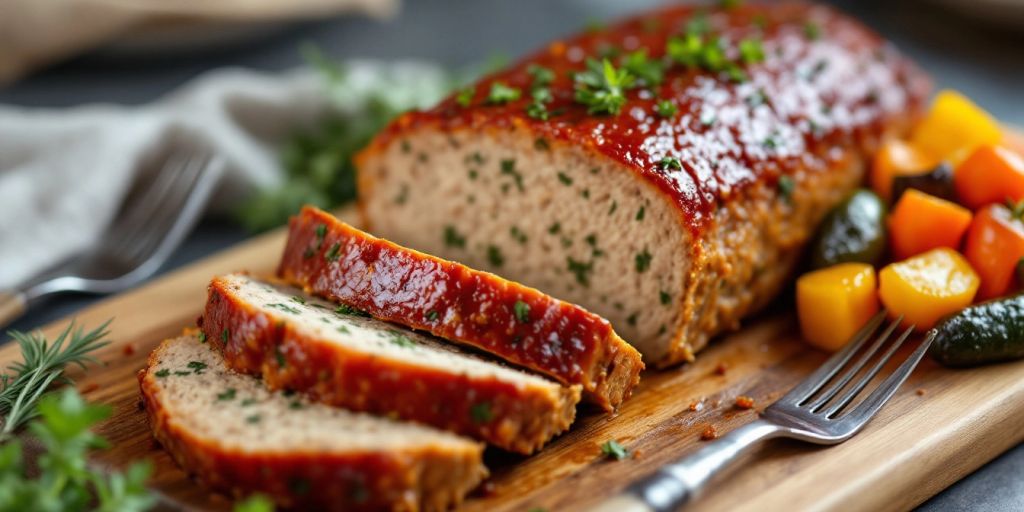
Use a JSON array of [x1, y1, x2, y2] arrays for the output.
[[930, 293, 1024, 367], [891, 162, 955, 204], [809, 189, 887, 269]]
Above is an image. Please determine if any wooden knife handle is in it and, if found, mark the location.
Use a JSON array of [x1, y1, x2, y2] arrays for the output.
[[0, 290, 27, 328]]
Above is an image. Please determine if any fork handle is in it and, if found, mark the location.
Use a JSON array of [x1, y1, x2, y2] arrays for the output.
[[0, 290, 27, 328], [590, 419, 782, 512]]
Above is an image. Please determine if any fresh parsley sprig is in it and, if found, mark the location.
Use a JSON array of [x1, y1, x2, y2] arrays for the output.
[[0, 319, 111, 442], [573, 58, 635, 115]]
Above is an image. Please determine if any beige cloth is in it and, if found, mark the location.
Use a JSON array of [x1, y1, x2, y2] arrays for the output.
[[0, 0, 398, 83]]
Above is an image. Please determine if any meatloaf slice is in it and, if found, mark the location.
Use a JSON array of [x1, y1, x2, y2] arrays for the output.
[[139, 333, 486, 512], [201, 273, 580, 454], [355, 2, 930, 367], [277, 206, 643, 411]]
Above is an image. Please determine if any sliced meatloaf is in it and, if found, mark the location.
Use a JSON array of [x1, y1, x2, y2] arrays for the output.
[[277, 206, 643, 411], [139, 333, 486, 512], [201, 273, 580, 454], [354, 2, 931, 367]]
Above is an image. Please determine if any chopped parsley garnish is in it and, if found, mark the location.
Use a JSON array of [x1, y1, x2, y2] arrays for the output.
[[778, 175, 796, 202], [513, 300, 531, 323], [241, 398, 257, 407], [198, 331, 207, 344], [154, 369, 170, 378], [526, 101, 550, 120], [608, 200, 618, 215], [387, 330, 416, 348], [468, 169, 478, 180], [217, 388, 237, 401], [444, 225, 467, 249], [527, 64, 555, 88], [337, 325, 351, 334], [635, 249, 653, 273], [324, 242, 341, 262], [426, 310, 440, 322], [275, 346, 286, 367], [510, 226, 528, 244], [500, 159, 525, 191], [315, 224, 327, 241], [187, 361, 208, 374], [659, 157, 682, 170], [655, 100, 677, 118], [336, 304, 371, 317], [246, 414, 261, 424], [667, 26, 751, 83], [534, 138, 550, 151], [221, 328, 230, 344], [574, 58, 634, 115], [487, 81, 521, 104], [456, 86, 475, 107], [290, 295, 306, 305], [660, 290, 672, 305], [548, 222, 562, 235], [600, 439, 630, 460], [487, 245, 505, 267], [738, 38, 765, 65], [268, 303, 301, 315], [557, 172, 574, 186], [303, 247, 315, 259], [470, 402, 494, 424], [567, 257, 594, 287], [804, 21, 821, 40], [720, 0, 743, 8], [621, 50, 664, 87], [636, 206, 645, 221], [627, 313, 639, 326]]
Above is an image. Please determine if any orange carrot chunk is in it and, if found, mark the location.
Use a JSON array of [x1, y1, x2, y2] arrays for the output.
[[954, 145, 1024, 210], [871, 139, 938, 202], [887, 189, 973, 260], [963, 203, 1024, 300]]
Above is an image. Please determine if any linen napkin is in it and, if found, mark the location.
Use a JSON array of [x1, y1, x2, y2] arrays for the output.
[[0, 61, 451, 289]]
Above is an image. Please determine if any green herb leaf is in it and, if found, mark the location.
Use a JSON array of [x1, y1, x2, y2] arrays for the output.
[[804, 21, 821, 40], [738, 38, 765, 64], [470, 402, 493, 424], [456, 86, 475, 107], [621, 50, 664, 87], [444, 225, 467, 249], [336, 304, 371, 318], [324, 242, 341, 262], [600, 439, 630, 460], [527, 64, 555, 88], [217, 388, 237, 401], [778, 175, 796, 202], [233, 494, 276, 512], [487, 82, 522, 104], [567, 257, 594, 287], [635, 249, 653, 273], [574, 59, 634, 115], [487, 245, 505, 267], [658, 157, 682, 170], [514, 300, 531, 323], [425, 310, 440, 322], [655, 100, 678, 118]]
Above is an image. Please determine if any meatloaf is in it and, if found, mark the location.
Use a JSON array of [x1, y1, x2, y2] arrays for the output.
[[139, 333, 486, 512], [355, 2, 931, 367], [202, 273, 581, 454], [278, 206, 643, 411]]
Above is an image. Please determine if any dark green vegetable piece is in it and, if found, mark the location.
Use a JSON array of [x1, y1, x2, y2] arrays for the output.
[[891, 162, 955, 204], [930, 293, 1024, 367], [809, 189, 887, 269]]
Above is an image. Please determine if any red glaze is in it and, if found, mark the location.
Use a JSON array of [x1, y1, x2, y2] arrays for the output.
[[278, 207, 644, 411], [139, 337, 485, 512], [364, 2, 930, 235], [201, 275, 581, 454]]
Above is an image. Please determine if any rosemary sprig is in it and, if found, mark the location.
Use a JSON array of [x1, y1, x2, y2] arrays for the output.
[[0, 319, 111, 442]]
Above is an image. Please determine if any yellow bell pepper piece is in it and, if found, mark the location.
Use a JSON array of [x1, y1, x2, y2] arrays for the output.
[[910, 90, 1002, 162], [797, 263, 879, 352], [878, 248, 980, 331]]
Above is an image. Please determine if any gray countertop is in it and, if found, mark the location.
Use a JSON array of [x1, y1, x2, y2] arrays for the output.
[[2, 0, 1021, 510]]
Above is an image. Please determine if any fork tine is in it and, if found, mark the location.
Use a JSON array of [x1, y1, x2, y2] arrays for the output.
[[120, 154, 207, 263], [784, 311, 886, 404], [806, 316, 903, 411], [104, 158, 184, 250], [822, 324, 915, 418], [842, 330, 935, 425]]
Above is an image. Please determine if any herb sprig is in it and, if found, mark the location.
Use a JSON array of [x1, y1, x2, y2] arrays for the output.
[[574, 58, 635, 115], [0, 319, 111, 442]]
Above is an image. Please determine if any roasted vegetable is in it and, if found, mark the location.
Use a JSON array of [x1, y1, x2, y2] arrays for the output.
[[809, 189, 887, 269], [953, 145, 1024, 209], [910, 90, 1002, 162], [963, 203, 1024, 300], [879, 248, 980, 331], [887, 189, 972, 260], [891, 162, 955, 204], [930, 293, 1024, 367], [871, 139, 938, 202], [797, 263, 879, 351]]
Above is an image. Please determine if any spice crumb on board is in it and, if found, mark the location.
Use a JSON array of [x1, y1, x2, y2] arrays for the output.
[[689, 399, 705, 412], [701, 425, 720, 441], [123, 343, 136, 356], [735, 395, 755, 409], [714, 362, 728, 376], [916, 388, 927, 396]]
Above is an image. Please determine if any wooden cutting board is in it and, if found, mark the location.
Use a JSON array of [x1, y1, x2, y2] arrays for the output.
[[3, 209, 1023, 512]]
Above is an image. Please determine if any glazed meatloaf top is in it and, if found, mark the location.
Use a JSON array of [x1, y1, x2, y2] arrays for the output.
[[278, 206, 643, 411], [360, 1, 930, 237]]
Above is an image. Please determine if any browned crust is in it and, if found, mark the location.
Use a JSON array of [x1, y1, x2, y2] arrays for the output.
[[277, 206, 643, 411], [201, 275, 580, 454], [139, 336, 486, 511]]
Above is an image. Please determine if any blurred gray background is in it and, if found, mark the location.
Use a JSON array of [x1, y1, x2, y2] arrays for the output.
[[1, 0, 1021, 510]]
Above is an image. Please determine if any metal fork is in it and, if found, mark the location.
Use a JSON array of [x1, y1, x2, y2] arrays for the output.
[[0, 151, 224, 327], [593, 312, 934, 512]]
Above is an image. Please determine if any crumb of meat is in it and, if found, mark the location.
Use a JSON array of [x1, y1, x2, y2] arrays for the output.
[[712, 399, 722, 408], [123, 343, 136, 357], [714, 363, 728, 376], [688, 399, 705, 412], [701, 425, 719, 441], [916, 388, 926, 396], [735, 396, 755, 409]]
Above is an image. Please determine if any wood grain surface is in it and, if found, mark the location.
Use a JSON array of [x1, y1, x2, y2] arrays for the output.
[[3, 208, 1023, 512]]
